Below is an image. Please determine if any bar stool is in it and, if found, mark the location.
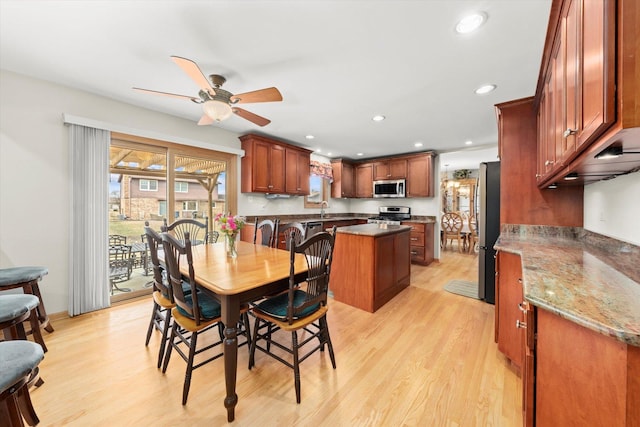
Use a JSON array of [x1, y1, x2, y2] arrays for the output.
[[0, 340, 45, 427], [0, 267, 53, 335], [0, 294, 47, 353]]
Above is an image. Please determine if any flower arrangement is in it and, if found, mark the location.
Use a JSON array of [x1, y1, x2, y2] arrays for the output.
[[215, 213, 246, 258]]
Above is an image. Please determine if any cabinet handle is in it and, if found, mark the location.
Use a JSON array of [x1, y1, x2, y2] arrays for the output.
[[544, 160, 555, 166], [411, 237, 418, 241], [563, 128, 577, 138], [411, 251, 418, 255], [516, 320, 527, 329], [518, 278, 522, 284], [268, 185, 273, 189], [535, 174, 541, 178], [518, 302, 526, 312]]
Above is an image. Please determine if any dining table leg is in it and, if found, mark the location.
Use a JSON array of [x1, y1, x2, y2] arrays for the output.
[[221, 294, 241, 422]]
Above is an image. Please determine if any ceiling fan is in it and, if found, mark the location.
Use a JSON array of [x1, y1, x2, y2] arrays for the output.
[[133, 56, 282, 127]]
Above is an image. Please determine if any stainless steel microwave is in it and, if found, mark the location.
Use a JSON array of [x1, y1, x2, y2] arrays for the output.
[[373, 179, 405, 198]]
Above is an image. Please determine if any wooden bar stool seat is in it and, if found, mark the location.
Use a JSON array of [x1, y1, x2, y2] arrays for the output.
[[0, 294, 47, 353], [0, 340, 45, 427], [0, 267, 53, 335]]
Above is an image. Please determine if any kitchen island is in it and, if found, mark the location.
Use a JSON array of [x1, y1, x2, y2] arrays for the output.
[[329, 223, 411, 312]]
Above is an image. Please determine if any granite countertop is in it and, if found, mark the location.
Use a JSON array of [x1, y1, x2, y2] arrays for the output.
[[494, 226, 640, 347], [335, 223, 412, 237], [250, 214, 436, 225]]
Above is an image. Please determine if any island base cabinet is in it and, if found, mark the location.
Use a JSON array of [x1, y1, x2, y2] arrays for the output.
[[536, 308, 640, 426], [330, 229, 411, 313]]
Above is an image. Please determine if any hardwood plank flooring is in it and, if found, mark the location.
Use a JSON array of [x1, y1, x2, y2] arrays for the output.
[[29, 251, 521, 426]]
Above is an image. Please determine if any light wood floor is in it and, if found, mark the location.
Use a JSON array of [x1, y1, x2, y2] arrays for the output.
[[30, 250, 521, 426]]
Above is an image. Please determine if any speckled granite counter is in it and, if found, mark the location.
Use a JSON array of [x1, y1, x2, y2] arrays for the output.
[[494, 225, 640, 346], [335, 223, 412, 237]]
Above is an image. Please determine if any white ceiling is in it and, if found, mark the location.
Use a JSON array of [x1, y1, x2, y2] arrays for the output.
[[0, 0, 550, 166]]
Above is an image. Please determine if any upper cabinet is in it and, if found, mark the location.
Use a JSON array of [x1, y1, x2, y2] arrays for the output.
[[330, 159, 355, 198], [373, 158, 407, 180], [535, 0, 639, 186], [331, 152, 434, 198], [240, 134, 311, 195]]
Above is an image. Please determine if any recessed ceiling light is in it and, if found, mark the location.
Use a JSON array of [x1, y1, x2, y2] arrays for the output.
[[315, 148, 322, 153], [475, 84, 497, 95], [456, 12, 487, 34], [327, 152, 333, 156], [357, 152, 364, 156], [465, 140, 473, 145], [305, 134, 315, 140], [414, 142, 423, 147], [372, 115, 385, 122]]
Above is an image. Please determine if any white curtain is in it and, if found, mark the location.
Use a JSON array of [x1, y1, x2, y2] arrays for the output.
[[69, 124, 110, 316]]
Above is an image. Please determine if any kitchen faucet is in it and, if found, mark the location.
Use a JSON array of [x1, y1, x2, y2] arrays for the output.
[[320, 200, 329, 219]]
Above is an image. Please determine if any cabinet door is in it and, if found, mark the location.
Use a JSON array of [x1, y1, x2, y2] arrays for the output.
[[342, 162, 355, 197], [561, 0, 579, 163], [268, 144, 286, 193], [251, 140, 272, 192], [406, 155, 433, 197], [375, 234, 395, 298], [355, 164, 373, 198], [285, 149, 309, 195], [496, 251, 524, 370], [389, 159, 408, 179], [578, 0, 615, 149], [394, 230, 411, 284], [373, 162, 389, 180]]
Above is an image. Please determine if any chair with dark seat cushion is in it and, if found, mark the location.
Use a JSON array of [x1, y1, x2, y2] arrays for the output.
[[162, 217, 208, 246], [0, 340, 45, 427], [276, 221, 307, 250], [0, 294, 46, 353], [160, 231, 252, 405], [0, 267, 53, 336], [253, 218, 278, 247], [249, 227, 337, 403]]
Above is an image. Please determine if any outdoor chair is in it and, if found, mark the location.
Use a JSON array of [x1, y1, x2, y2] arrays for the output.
[[109, 244, 133, 294], [205, 230, 220, 244], [108, 234, 127, 245], [249, 228, 337, 403]]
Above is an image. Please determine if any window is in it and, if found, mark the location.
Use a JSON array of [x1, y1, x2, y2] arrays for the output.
[[158, 201, 166, 216], [139, 179, 158, 191], [182, 201, 197, 211], [175, 181, 188, 193]]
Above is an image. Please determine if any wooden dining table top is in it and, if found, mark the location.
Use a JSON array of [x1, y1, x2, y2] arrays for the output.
[[186, 241, 308, 295]]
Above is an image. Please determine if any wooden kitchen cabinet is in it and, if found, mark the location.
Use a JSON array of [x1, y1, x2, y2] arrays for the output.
[[495, 251, 525, 371], [535, 308, 640, 426], [330, 159, 355, 198], [241, 134, 311, 195], [406, 153, 434, 197], [373, 158, 407, 180], [401, 221, 434, 265], [355, 163, 373, 198], [285, 148, 310, 195]]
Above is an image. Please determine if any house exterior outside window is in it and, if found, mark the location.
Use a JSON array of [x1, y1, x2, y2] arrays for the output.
[[182, 201, 197, 211], [175, 181, 188, 193], [139, 179, 158, 191]]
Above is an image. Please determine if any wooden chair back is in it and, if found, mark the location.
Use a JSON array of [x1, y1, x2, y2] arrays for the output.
[[253, 218, 278, 247], [278, 222, 307, 251], [441, 212, 463, 234], [160, 231, 204, 326], [285, 226, 336, 324], [144, 222, 170, 299], [162, 217, 208, 245]]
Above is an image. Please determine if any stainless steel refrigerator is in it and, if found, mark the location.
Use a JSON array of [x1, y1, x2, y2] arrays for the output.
[[477, 161, 500, 304]]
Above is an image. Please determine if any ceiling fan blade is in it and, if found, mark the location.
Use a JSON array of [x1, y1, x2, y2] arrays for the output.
[[233, 107, 271, 127], [133, 87, 198, 102], [230, 87, 283, 104], [170, 55, 216, 96], [197, 114, 215, 126]]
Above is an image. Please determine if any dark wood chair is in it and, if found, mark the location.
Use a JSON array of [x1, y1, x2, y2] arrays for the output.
[[108, 244, 133, 294], [160, 231, 252, 405], [253, 218, 278, 247], [249, 227, 337, 403], [0, 341, 45, 427], [162, 217, 208, 246], [276, 221, 307, 250]]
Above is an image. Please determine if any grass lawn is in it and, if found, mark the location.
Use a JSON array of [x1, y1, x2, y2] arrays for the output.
[[109, 219, 164, 243]]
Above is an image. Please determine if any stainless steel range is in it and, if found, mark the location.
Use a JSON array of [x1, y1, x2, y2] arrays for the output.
[[367, 206, 411, 225]]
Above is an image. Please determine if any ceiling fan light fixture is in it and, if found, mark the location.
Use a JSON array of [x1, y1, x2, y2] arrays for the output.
[[202, 100, 233, 122]]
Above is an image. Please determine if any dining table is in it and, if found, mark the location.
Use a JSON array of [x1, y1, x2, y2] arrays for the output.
[[175, 240, 308, 421]]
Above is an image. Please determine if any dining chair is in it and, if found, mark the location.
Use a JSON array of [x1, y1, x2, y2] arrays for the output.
[[276, 221, 307, 250], [162, 217, 208, 246], [205, 230, 220, 244], [249, 227, 337, 403], [160, 231, 252, 405], [143, 223, 191, 369], [467, 215, 478, 254], [441, 212, 464, 252], [253, 217, 278, 247]]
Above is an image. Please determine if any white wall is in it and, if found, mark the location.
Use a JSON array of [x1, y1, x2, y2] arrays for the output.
[[583, 171, 640, 245], [0, 70, 241, 314]]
